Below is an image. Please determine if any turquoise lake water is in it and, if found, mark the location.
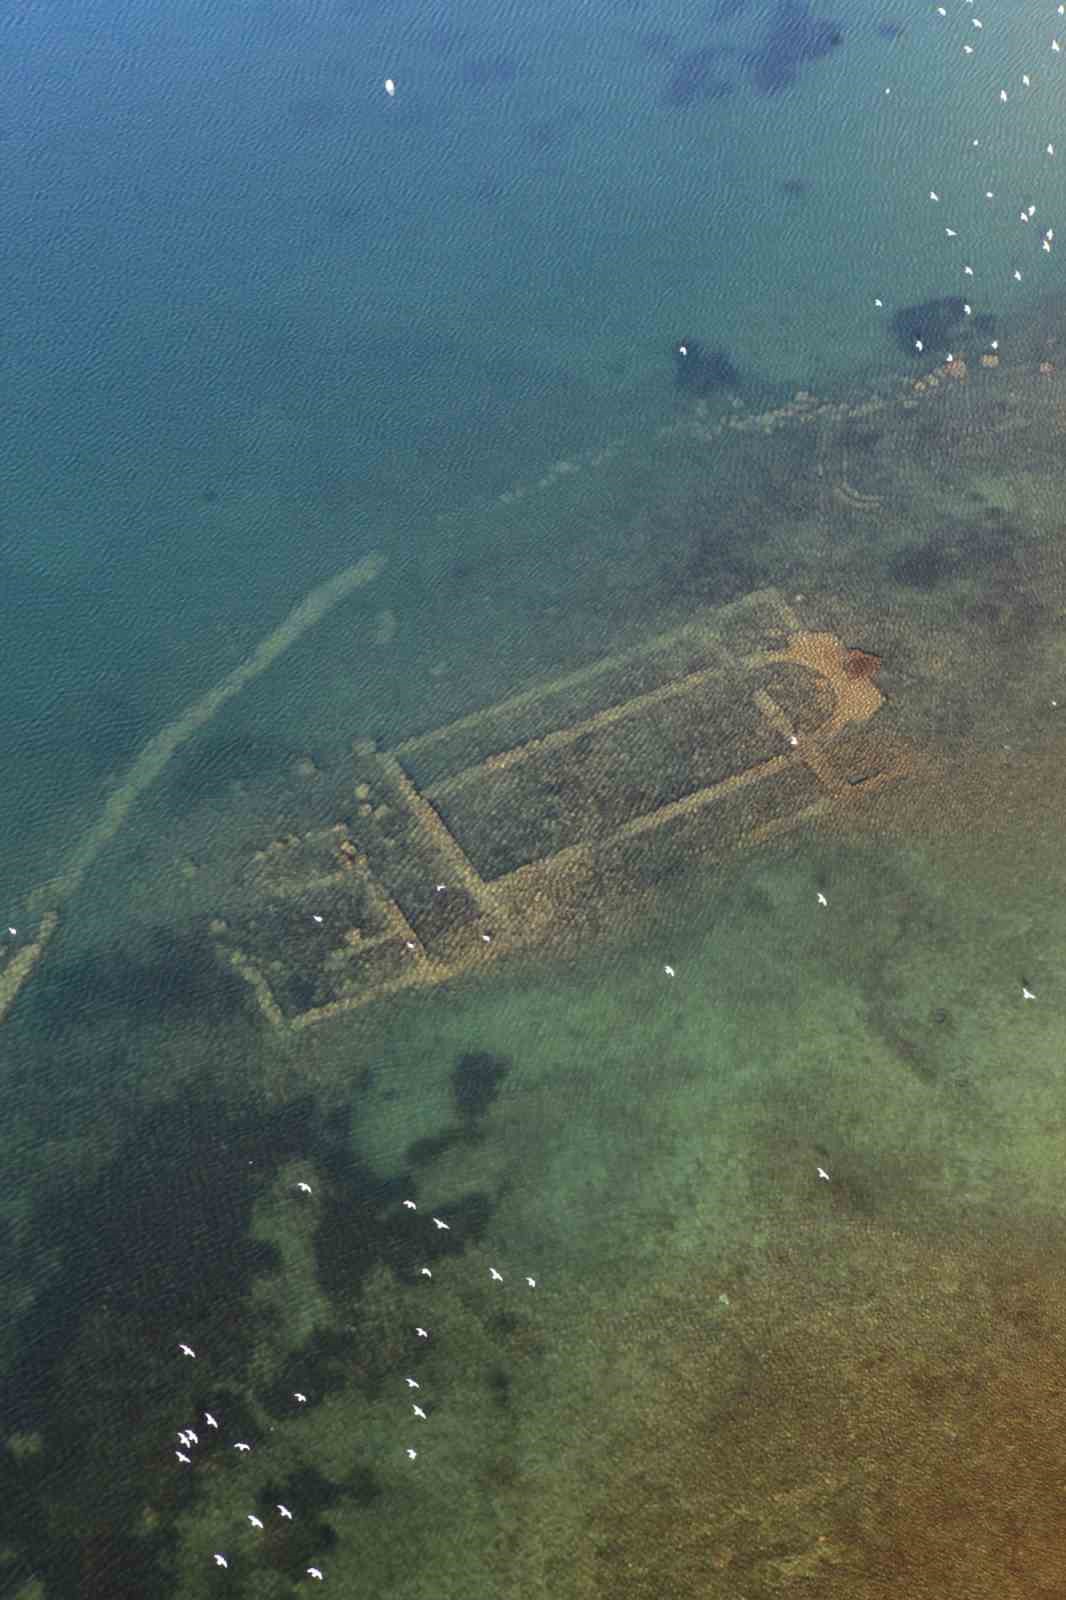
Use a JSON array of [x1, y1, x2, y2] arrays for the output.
[[5, 0, 1066, 1594]]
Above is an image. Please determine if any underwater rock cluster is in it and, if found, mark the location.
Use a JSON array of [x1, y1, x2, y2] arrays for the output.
[[673, 339, 741, 398], [890, 295, 995, 355], [657, 0, 845, 105]]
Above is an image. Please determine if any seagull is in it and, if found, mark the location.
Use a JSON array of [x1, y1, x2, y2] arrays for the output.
[[185, 1429, 199, 1445], [816, 892, 828, 907], [406, 1447, 418, 1460], [296, 1182, 313, 1195], [176, 1451, 191, 1464], [277, 1505, 294, 1520], [204, 1412, 218, 1429], [415, 1326, 429, 1339], [489, 1267, 503, 1282], [1023, 985, 1037, 1000], [178, 1343, 196, 1358], [293, 1392, 307, 1404], [248, 1515, 264, 1530], [432, 1216, 450, 1231], [234, 1442, 252, 1452], [307, 1569, 324, 1581], [214, 1554, 228, 1569], [178, 1431, 193, 1449], [412, 1404, 427, 1419], [419, 1267, 432, 1279], [402, 1199, 417, 1210], [405, 1377, 420, 1389], [526, 1276, 536, 1289]]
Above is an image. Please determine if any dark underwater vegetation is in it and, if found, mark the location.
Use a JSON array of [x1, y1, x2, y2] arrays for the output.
[[0, 1087, 312, 1596], [656, 0, 845, 104], [674, 339, 742, 397], [890, 295, 997, 355], [745, 0, 844, 95], [0, 1036, 511, 1598], [662, 46, 736, 107]]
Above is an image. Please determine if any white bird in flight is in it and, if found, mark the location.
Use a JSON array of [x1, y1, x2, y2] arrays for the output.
[[412, 1404, 427, 1419], [489, 1267, 503, 1282], [296, 1182, 313, 1195], [405, 1377, 420, 1389], [406, 1447, 418, 1460], [294, 1392, 307, 1403], [204, 1412, 218, 1429], [432, 1216, 450, 1230], [402, 1199, 417, 1210], [248, 1514, 264, 1530], [234, 1442, 251, 1452], [175, 1451, 191, 1464], [277, 1504, 293, 1520], [178, 1343, 196, 1359], [214, 1554, 228, 1568], [307, 1569, 324, 1581]]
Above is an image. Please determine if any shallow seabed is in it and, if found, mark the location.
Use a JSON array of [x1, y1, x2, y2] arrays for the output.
[[6, 318, 1066, 1597]]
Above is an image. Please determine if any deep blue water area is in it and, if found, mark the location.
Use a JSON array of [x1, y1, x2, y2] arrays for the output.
[[1, 0, 975, 900]]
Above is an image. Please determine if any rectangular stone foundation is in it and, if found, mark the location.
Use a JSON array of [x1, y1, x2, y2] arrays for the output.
[[211, 589, 903, 1029]]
